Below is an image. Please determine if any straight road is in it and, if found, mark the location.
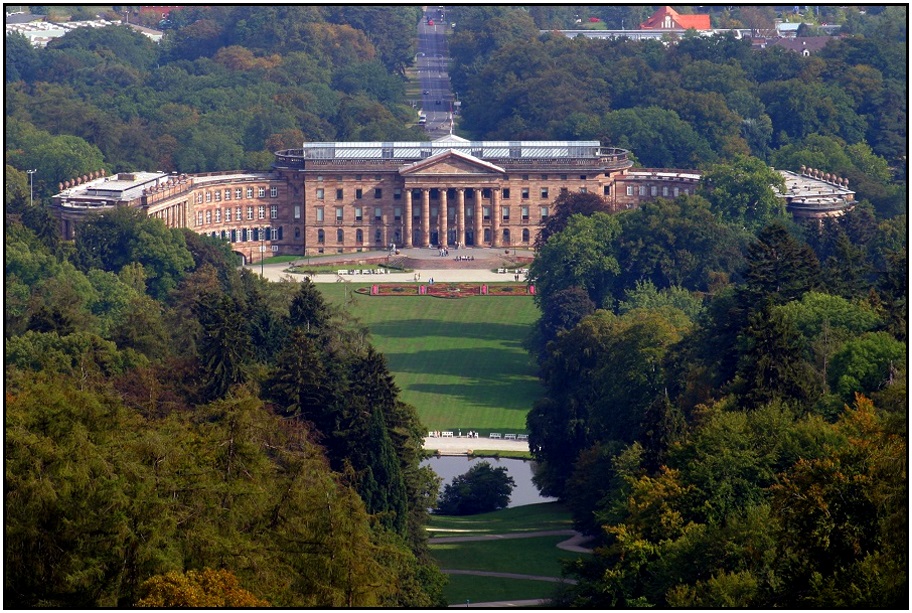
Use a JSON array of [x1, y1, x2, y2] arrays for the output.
[[417, 6, 455, 137]]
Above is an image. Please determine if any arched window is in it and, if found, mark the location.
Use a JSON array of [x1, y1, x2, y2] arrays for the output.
[[483, 228, 491, 243], [522, 228, 530, 243], [356, 229, 363, 244], [294, 227, 301, 238], [317, 229, 325, 244], [502, 228, 510, 244], [337, 229, 344, 243], [374, 229, 382, 243]]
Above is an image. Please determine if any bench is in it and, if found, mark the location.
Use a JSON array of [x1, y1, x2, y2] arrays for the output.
[[337, 269, 348, 275], [517, 434, 529, 441], [489, 433, 502, 439], [442, 431, 454, 437], [504, 433, 517, 440]]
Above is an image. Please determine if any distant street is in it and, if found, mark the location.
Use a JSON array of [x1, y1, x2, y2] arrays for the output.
[[417, 6, 455, 137]]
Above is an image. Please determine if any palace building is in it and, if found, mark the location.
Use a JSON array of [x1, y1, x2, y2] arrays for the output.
[[50, 135, 853, 263]]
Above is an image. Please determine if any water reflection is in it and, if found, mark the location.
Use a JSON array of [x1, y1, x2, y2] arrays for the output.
[[421, 456, 557, 508]]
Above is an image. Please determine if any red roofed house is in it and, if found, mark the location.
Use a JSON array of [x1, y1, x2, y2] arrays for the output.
[[639, 6, 711, 31]]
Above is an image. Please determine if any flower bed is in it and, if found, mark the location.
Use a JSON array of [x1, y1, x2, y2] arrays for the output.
[[355, 284, 532, 298]]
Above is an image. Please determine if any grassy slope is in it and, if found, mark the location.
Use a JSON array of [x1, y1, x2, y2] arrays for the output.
[[426, 501, 573, 537], [318, 284, 542, 431]]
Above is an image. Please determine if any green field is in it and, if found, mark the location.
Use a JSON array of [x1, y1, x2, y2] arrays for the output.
[[431, 535, 582, 577], [441, 574, 559, 605], [426, 502, 573, 537], [317, 284, 542, 432]]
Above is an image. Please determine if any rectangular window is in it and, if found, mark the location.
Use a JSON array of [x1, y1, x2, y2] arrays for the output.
[[247, 206, 254, 220], [246, 187, 254, 199], [205, 210, 212, 224], [355, 207, 363, 222], [502, 188, 511, 199], [270, 186, 278, 197], [236, 206, 242, 220], [627, 186, 634, 196], [215, 208, 221, 223], [522, 174, 529, 180], [205, 192, 212, 203], [336, 188, 343, 200], [650, 186, 657, 197], [258, 187, 266, 198], [639, 186, 646, 196], [580, 175, 587, 180], [225, 208, 232, 222], [580, 187, 587, 193], [258, 205, 265, 220], [482, 206, 490, 220], [315, 207, 323, 222], [355, 175, 362, 181], [521, 188, 529, 199], [674, 187, 680, 197], [560, 174, 568, 180], [540, 174, 548, 180], [540, 188, 549, 199], [374, 207, 382, 221], [356, 188, 363, 199], [521, 205, 529, 221], [225, 189, 231, 201], [317, 175, 324, 182], [466, 206, 474, 217], [540, 206, 549, 218], [316, 188, 325, 200], [336, 207, 343, 222], [502, 206, 510, 220], [196, 193, 203, 204], [662, 186, 669, 196], [393, 188, 402, 200], [603, 185, 611, 196], [394, 207, 402, 221], [215, 190, 221, 202], [197, 211, 203, 226], [270, 205, 278, 219], [236, 188, 243, 199], [374, 188, 382, 199]]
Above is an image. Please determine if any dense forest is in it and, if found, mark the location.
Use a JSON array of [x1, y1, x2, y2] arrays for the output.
[[443, 6, 907, 607], [4, 4, 908, 608]]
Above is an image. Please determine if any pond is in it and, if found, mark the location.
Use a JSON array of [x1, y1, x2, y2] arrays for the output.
[[421, 456, 557, 508]]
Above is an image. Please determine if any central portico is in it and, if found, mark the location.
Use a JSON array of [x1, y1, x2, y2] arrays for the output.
[[273, 135, 633, 255]]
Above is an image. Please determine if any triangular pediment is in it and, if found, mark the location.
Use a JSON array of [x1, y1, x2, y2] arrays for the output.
[[400, 149, 505, 176]]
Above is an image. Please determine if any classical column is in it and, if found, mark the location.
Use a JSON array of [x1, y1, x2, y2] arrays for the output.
[[439, 188, 448, 247], [491, 188, 501, 248], [421, 188, 430, 248], [474, 188, 483, 246], [404, 188, 413, 247], [456, 188, 466, 247]]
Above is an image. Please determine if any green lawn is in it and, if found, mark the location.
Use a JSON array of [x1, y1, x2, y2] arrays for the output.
[[427, 502, 573, 537], [431, 535, 584, 577], [441, 574, 559, 605], [317, 284, 542, 432]]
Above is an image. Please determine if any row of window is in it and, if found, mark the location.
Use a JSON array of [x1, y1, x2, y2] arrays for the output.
[[625, 185, 691, 197], [312, 205, 550, 223], [196, 205, 279, 226], [312, 186, 593, 201], [310, 173, 589, 182], [313, 227, 535, 245], [208, 226, 283, 242], [196, 186, 279, 204]]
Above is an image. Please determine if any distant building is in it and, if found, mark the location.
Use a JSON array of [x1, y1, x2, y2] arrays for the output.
[[639, 6, 711, 31], [50, 139, 854, 263], [770, 36, 832, 55], [5, 18, 163, 46]]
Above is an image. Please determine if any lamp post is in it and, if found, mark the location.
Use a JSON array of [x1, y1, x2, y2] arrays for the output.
[[26, 169, 36, 207], [260, 226, 269, 277]]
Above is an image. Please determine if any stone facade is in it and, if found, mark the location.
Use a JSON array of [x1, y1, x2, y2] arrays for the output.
[[49, 136, 854, 263]]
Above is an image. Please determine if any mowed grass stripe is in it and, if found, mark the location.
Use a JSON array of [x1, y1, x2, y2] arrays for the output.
[[317, 285, 541, 431]]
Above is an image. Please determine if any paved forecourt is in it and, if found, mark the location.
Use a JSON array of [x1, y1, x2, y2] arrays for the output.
[[424, 433, 531, 455]]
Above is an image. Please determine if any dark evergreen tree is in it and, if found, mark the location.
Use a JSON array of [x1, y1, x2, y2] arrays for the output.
[[194, 292, 253, 402], [739, 221, 820, 310], [287, 279, 331, 334]]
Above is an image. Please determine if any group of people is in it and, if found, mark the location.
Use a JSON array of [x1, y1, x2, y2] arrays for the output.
[[437, 247, 449, 257], [464, 431, 480, 439]]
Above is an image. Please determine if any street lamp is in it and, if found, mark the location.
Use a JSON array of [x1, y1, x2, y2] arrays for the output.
[[26, 169, 36, 207], [260, 226, 270, 277]]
